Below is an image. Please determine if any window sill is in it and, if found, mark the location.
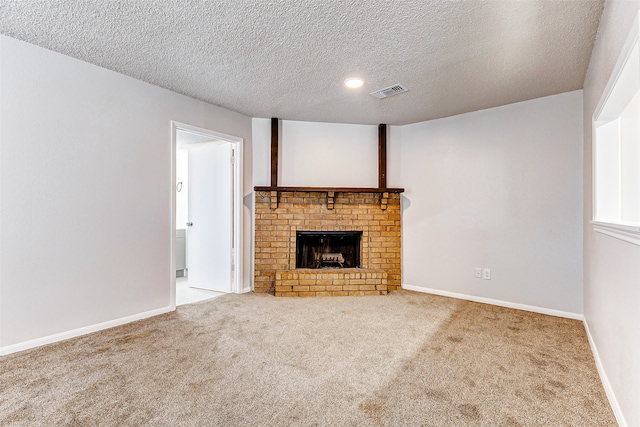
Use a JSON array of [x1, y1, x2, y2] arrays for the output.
[[591, 221, 640, 246]]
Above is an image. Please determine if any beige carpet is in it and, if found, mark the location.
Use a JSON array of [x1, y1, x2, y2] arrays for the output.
[[1, 291, 616, 426]]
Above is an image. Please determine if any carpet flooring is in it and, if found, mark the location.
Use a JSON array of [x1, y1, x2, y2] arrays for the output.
[[0, 291, 616, 426]]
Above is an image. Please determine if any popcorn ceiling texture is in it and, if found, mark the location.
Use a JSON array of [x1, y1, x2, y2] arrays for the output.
[[0, 0, 603, 125]]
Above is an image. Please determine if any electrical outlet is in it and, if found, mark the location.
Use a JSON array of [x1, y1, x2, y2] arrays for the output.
[[483, 268, 491, 280], [475, 268, 482, 278]]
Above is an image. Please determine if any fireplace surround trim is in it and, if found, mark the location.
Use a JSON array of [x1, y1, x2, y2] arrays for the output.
[[295, 230, 363, 269]]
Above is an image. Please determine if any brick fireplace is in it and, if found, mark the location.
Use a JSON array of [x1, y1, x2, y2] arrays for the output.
[[253, 189, 401, 296]]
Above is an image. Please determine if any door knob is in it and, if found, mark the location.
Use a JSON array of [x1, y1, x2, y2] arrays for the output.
[[186, 222, 193, 227]]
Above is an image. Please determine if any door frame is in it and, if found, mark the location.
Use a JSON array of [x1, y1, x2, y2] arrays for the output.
[[170, 121, 244, 309]]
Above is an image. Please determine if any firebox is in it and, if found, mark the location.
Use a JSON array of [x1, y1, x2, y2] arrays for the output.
[[296, 231, 362, 269]]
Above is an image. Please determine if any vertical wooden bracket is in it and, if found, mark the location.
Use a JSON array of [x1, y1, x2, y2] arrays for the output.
[[378, 123, 387, 189], [270, 191, 278, 209], [271, 117, 279, 187]]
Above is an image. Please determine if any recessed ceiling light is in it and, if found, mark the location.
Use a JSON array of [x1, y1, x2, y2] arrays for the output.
[[344, 77, 364, 88]]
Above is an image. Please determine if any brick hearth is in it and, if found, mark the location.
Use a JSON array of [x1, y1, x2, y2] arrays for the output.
[[253, 190, 401, 296], [275, 269, 388, 297]]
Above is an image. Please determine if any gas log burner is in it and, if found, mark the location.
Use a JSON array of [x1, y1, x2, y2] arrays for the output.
[[296, 231, 362, 269]]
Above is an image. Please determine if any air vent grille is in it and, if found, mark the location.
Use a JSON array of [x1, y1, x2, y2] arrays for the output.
[[370, 84, 408, 99]]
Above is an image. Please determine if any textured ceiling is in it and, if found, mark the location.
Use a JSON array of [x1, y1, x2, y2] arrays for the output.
[[1, 0, 604, 125]]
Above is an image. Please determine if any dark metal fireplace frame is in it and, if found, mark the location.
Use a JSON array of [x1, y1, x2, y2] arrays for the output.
[[296, 231, 362, 269]]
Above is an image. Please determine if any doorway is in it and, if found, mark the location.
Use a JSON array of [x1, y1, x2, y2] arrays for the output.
[[170, 122, 243, 308]]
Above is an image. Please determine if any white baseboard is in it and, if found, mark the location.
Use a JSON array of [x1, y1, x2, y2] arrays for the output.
[[0, 306, 174, 356], [583, 319, 627, 427], [401, 284, 584, 320]]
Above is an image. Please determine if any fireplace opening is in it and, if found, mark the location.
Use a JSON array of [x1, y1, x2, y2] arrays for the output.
[[296, 231, 362, 269]]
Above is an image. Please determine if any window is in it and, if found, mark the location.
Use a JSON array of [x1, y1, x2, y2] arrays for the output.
[[592, 12, 640, 245]]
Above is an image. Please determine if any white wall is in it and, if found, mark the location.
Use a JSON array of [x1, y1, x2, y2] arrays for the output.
[[253, 93, 583, 316], [399, 91, 584, 315], [583, 2, 640, 426], [252, 119, 379, 187], [0, 35, 253, 352]]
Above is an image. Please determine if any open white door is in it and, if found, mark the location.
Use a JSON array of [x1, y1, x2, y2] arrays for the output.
[[187, 141, 233, 292]]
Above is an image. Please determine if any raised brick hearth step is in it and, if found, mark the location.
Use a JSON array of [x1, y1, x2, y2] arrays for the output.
[[275, 269, 388, 297]]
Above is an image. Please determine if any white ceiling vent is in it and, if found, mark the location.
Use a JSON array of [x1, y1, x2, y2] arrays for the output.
[[369, 84, 408, 99]]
